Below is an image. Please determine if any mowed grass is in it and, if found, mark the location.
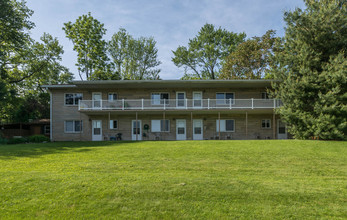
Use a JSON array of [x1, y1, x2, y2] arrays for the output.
[[0, 140, 346, 219]]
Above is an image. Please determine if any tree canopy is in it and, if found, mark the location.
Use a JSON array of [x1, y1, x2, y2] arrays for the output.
[[220, 30, 278, 79], [108, 28, 161, 80], [271, 0, 347, 140], [0, 0, 73, 123], [63, 12, 115, 80], [172, 24, 245, 79]]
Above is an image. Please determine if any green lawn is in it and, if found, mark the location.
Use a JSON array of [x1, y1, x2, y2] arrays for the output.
[[0, 140, 346, 219]]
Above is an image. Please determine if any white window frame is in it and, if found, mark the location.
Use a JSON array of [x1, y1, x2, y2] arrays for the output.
[[193, 91, 203, 107], [64, 93, 83, 106], [176, 91, 186, 108], [216, 92, 235, 105], [151, 119, 170, 132], [108, 93, 118, 101], [216, 119, 235, 132], [151, 92, 169, 105], [261, 119, 271, 129], [64, 120, 83, 133], [109, 120, 118, 129]]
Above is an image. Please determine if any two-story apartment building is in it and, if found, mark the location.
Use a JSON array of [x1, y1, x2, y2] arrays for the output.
[[43, 80, 287, 141]]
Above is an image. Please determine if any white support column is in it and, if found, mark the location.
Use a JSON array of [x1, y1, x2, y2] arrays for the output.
[[122, 99, 125, 110], [186, 99, 188, 109], [273, 99, 276, 108], [191, 112, 193, 140], [142, 99, 144, 110], [208, 98, 210, 109], [245, 111, 248, 139], [136, 112, 138, 141], [251, 98, 254, 109], [229, 98, 232, 109], [273, 111, 276, 139], [218, 112, 221, 140]]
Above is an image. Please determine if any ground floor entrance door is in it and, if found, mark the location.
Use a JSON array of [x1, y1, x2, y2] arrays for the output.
[[132, 120, 142, 141], [176, 119, 186, 140], [92, 120, 102, 141], [193, 119, 203, 140], [277, 119, 287, 139]]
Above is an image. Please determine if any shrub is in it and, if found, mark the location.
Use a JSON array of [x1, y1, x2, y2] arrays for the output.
[[28, 135, 50, 143], [0, 137, 8, 145], [8, 137, 27, 145]]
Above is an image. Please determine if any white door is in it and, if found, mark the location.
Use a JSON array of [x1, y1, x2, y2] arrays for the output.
[[193, 91, 202, 108], [176, 119, 186, 140], [92, 92, 102, 109], [193, 119, 203, 140], [277, 120, 287, 139], [176, 92, 186, 108], [92, 120, 102, 141], [132, 120, 142, 141]]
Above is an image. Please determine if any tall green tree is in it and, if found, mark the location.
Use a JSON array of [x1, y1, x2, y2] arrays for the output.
[[0, 0, 73, 123], [3, 32, 73, 123], [271, 0, 347, 140], [0, 0, 34, 109], [63, 12, 115, 80], [221, 30, 278, 79], [172, 23, 245, 79], [108, 28, 161, 80], [12, 33, 73, 93]]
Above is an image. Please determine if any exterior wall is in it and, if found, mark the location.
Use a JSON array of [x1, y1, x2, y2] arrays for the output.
[[52, 111, 278, 141], [51, 89, 90, 141], [51, 86, 278, 141]]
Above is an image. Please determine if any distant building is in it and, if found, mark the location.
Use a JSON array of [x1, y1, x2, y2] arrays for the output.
[[1, 119, 50, 138]]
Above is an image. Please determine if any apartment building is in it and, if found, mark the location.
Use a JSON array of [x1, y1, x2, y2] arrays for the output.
[[43, 80, 287, 141]]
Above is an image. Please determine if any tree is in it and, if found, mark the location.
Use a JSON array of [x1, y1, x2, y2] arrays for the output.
[[0, 0, 73, 123], [108, 28, 161, 80], [12, 33, 73, 93], [63, 12, 115, 80], [220, 30, 278, 79], [3, 32, 73, 123], [0, 0, 34, 67], [271, 0, 347, 140], [172, 23, 245, 79]]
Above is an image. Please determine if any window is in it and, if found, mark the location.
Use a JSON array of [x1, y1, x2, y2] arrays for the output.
[[151, 119, 170, 132], [108, 93, 118, 101], [43, 125, 50, 135], [109, 120, 118, 129], [216, 93, 234, 105], [151, 93, 169, 105], [65, 93, 83, 105], [216, 119, 235, 132], [261, 92, 269, 99], [65, 120, 83, 133], [261, 119, 271, 128]]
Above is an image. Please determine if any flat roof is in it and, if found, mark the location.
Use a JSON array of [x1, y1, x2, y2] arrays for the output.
[[42, 79, 276, 89]]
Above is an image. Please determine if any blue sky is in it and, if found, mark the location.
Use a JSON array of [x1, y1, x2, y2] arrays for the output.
[[26, 0, 305, 79]]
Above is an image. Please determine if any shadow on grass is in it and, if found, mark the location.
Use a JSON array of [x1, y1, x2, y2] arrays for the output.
[[0, 141, 136, 160]]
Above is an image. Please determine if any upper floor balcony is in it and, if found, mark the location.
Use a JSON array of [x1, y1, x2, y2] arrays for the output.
[[79, 99, 282, 111]]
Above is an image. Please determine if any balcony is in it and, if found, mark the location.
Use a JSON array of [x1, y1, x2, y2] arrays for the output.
[[79, 99, 282, 111]]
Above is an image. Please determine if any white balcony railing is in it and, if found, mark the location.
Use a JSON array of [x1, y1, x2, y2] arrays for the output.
[[79, 99, 282, 111]]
